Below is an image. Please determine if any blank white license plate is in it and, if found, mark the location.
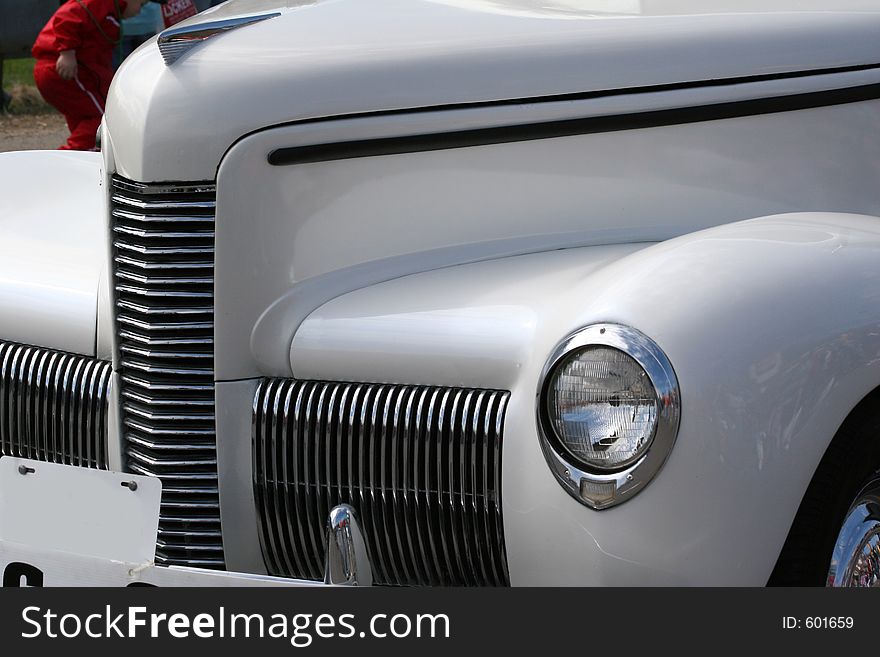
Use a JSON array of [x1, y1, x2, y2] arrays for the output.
[[0, 457, 161, 564]]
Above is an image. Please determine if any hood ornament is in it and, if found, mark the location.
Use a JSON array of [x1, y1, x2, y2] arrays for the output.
[[157, 12, 281, 65], [324, 505, 373, 586]]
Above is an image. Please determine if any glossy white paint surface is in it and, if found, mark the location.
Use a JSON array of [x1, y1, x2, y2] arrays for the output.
[[214, 99, 880, 380], [291, 244, 647, 388], [96, 123, 117, 362], [0, 151, 105, 356], [215, 379, 267, 574], [291, 213, 880, 585], [106, 0, 880, 181]]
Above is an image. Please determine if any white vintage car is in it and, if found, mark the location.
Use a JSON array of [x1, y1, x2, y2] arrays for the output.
[[1, 0, 880, 587]]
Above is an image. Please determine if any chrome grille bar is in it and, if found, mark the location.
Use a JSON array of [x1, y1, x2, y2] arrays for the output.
[[254, 379, 510, 586], [111, 176, 224, 569], [0, 341, 111, 469]]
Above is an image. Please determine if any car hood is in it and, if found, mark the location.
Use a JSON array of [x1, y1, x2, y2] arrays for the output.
[[106, 0, 880, 181]]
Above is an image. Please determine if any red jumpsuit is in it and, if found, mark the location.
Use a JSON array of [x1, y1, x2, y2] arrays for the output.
[[32, 0, 128, 151]]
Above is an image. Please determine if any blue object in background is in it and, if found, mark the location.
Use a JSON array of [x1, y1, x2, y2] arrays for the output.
[[116, 3, 163, 66], [125, 2, 163, 38]]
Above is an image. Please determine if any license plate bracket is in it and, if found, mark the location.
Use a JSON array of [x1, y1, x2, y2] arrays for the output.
[[0, 457, 161, 564]]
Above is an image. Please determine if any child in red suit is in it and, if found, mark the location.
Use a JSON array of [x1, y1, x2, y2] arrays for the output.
[[32, 0, 148, 151]]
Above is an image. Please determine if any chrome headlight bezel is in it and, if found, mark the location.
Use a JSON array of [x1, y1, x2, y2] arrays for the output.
[[537, 323, 680, 510]]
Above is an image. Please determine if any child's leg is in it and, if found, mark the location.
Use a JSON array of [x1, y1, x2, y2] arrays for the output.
[[64, 115, 103, 151], [33, 59, 104, 150]]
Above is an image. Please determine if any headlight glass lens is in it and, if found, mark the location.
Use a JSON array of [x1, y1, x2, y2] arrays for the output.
[[548, 346, 658, 471]]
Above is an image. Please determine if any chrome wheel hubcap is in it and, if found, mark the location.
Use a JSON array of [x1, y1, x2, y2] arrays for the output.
[[827, 475, 880, 587]]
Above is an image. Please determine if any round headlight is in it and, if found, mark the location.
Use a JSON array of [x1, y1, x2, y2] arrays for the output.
[[547, 345, 658, 471], [538, 324, 680, 510]]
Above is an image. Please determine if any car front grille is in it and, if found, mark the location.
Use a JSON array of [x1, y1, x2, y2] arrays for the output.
[[0, 341, 111, 469], [111, 176, 225, 568], [253, 378, 510, 586]]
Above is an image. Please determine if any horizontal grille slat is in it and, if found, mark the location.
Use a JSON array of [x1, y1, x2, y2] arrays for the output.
[[127, 434, 216, 451], [120, 357, 213, 373], [118, 300, 214, 316], [0, 341, 111, 469], [116, 271, 214, 286], [157, 485, 219, 495], [121, 375, 214, 392], [128, 463, 219, 482], [115, 241, 216, 257], [111, 193, 216, 211], [116, 284, 214, 299], [123, 402, 214, 421], [126, 445, 217, 465], [122, 390, 214, 407], [254, 378, 510, 586], [155, 555, 225, 567], [120, 347, 213, 362], [112, 208, 215, 225], [112, 175, 224, 569], [118, 315, 213, 331], [157, 539, 223, 550], [118, 332, 212, 347], [115, 255, 214, 271], [159, 528, 222, 538], [159, 515, 222, 524], [111, 180, 216, 196], [113, 225, 215, 239]]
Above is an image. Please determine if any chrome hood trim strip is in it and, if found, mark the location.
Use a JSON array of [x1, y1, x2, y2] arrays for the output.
[[158, 12, 281, 65]]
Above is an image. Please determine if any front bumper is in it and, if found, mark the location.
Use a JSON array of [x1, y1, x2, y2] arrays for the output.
[[0, 455, 380, 587], [0, 541, 309, 587], [0, 456, 311, 587]]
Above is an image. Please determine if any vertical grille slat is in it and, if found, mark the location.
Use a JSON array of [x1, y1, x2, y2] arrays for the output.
[[370, 386, 392, 584], [380, 386, 403, 584], [279, 383, 304, 578], [446, 390, 467, 583], [302, 383, 324, 578], [401, 387, 426, 584], [253, 379, 510, 587], [469, 390, 490, 586], [111, 175, 225, 569], [415, 388, 440, 585], [437, 389, 458, 583], [491, 394, 508, 583], [482, 392, 504, 585], [39, 352, 57, 462], [457, 390, 477, 585], [313, 384, 331, 568], [285, 382, 308, 578], [261, 379, 283, 575], [0, 341, 111, 469], [31, 351, 47, 462]]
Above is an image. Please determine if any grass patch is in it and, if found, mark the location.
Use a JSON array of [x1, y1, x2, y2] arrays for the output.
[[5, 85, 54, 115], [3, 58, 37, 88], [3, 58, 54, 115]]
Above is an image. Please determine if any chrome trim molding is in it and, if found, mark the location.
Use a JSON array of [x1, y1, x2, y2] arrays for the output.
[[537, 323, 681, 510], [324, 504, 373, 586], [827, 474, 880, 587], [0, 341, 111, 469], [253, 378, 511, 586], [111, 176, 225, 568], [157, 13, 281, 65]]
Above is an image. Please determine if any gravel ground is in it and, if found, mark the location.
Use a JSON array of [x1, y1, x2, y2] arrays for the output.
[[0, 112, 69, 152]]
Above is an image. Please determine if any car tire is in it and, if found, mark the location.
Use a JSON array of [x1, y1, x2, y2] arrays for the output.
[[768, 393, 880, 586]]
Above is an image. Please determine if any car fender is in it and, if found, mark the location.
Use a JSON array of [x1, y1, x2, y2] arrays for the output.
[[291, 212, 880, 584], [0, 151, 105, 356]]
